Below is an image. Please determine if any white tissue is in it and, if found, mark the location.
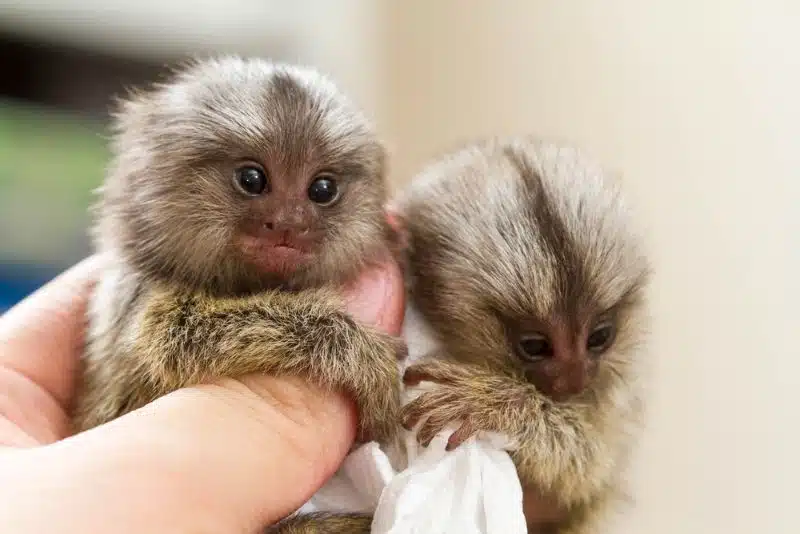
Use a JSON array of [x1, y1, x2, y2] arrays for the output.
[[371, 426, 527, 534], [298, 304, 527, 533], [297, 442, 395, 515], [301, 425, 527, 534]]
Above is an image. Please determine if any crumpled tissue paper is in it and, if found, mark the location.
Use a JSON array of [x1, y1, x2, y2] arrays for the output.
[[371, 424, 527, 534], [298, 305, 528, 534], [300, 413, 527, 534]]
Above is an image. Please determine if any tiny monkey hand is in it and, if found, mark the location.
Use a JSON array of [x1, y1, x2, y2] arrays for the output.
[[0, 254, 405, 534]]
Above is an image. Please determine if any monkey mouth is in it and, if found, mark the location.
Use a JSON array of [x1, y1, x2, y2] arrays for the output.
[[273, 243, 300, 252], [268, 243, 308, 263], [239, 236, 313, 275]]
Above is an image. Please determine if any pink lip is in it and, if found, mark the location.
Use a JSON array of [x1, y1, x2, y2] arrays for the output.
[[239, 236, 312, 274]]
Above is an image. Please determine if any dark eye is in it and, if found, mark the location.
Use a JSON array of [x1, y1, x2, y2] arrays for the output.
[[308, 174, 339, 205], [587, 321, 615, 354], [516, 333, 554, 362], [234, 165, 268, 196]]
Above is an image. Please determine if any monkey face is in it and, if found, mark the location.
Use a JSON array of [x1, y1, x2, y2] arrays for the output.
[[97, 58, 390, 293], [231, 162, 342, 276], [222, 130, 388, 289], [510, 313, 616, 402], [497, 277, 646, 405], [400, 136, 650, 404]]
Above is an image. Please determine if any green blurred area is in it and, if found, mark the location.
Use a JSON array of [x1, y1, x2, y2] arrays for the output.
[[0, 99, 109, 266]]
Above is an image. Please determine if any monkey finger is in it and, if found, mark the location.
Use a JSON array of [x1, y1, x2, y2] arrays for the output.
[[399, 392, 442, 431], [417, 412, 455, 448], [401, 369, 427, 388], [445, 421, 476, 451], [402, 363, 459, 387], [399, 398, 426, 431]]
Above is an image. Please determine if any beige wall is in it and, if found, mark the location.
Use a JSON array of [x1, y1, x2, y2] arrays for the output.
[[373, 2, 800, 533]]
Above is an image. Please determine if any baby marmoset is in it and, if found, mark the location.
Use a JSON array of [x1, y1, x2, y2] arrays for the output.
[[71, 57, 403, 444], [395, 136, 651, 533], [269, 137, 651, 534]]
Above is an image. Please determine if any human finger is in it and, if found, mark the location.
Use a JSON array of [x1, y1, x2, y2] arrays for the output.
[[0, 255, 105, 444], [0, 373, 356, 533], [342, 258, 405, 336]]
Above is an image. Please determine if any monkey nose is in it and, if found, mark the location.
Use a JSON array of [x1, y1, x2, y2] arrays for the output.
[[550, 377, 588, 401], [547, 362, 591, 401], [262, 221, 311, 237]]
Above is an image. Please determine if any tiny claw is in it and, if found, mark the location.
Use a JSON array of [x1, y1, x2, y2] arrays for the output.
[[445, 421, 474, 451], [417, 417, 446, 447], [419, 430, 436, 448]]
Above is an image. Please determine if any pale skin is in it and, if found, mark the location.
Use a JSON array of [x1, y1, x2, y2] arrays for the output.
[[0, 255, 561, 533]]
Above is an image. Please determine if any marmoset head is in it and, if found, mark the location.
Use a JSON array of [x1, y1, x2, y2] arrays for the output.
[[95, 56, 391, 294], [396, 137, 650, 403]]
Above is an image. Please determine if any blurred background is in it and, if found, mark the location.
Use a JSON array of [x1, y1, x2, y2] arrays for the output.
[[0, 1, 797, 533]]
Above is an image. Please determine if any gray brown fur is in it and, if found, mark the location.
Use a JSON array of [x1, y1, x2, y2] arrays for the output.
[[392, 136, 651, 533], [265, 512, 372, 534], [72, 57, 402, 445], [94, 56, 393, 295]]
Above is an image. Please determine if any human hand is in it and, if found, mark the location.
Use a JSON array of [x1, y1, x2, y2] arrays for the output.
[[0, 253, 405, 533]]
